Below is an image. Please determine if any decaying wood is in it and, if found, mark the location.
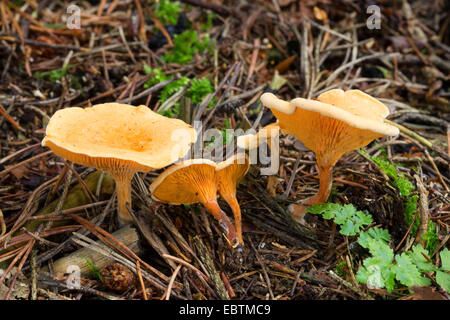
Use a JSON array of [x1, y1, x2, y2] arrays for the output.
[[40, 225, 141, 277]]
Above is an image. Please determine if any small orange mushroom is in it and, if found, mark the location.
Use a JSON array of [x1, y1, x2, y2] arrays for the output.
[[237, 123, 281, 150], [216, 153, 250, 245], [257, 89, 400, 222], [42, 103, 196, 225], [149, 159, 240, 248]]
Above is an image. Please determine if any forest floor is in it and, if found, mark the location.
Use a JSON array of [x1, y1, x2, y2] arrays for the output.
[[0, 0, 449, 300]]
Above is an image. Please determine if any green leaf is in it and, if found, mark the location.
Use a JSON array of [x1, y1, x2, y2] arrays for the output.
[[355, 267, 369, 284], [436, 271, 450, 293], [358, 227, 391, 249], [367, 240, 394, 264], [356, 233, 397, 291], [307, 203, 329, 215], [340, 219, 359, 236], [333, 204, 356, 225], [307, 203, 340, 220], [384, 267, 397, 292], [439, 248, 450, 271], [143, 64, 152, 75], [356, 256, 395, 291], [85, 258, 103, 283], [408, 244, 436, 272], [392, 253, 431, 288], [307, 203, 372, 236], [354, 210, 374, 226]]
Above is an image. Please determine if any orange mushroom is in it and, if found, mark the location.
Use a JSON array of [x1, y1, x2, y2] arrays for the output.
[[42, 103, 197, 225], [149, 159, 240, 248], [216, 153, 250, 245], [257, 89, 399, 221], [237, 123, 281, 150]]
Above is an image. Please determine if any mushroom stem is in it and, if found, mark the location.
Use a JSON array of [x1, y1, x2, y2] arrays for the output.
[[203, 199, 239, 248], [288, 163, 333, 222], [222, 194, 243, 245], [111, 172, 135, 226]]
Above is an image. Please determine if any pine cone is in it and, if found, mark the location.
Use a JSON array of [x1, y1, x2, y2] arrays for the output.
[[101, 263, 136, 293]]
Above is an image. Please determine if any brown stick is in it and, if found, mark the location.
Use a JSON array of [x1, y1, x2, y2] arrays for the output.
[[192, 236, 230, 300]]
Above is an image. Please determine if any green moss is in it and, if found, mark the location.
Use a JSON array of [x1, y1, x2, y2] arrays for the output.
[[187, 77, 215, 107], [158, 77, 190, 117], [422, 221, 438, 254], [335, 261, 348, 278], [143, 66, 172, 88], [144, 67, 216, 117], [160, 77, 190, 103], [34, 64, 81, 89], [361, 149, 419, 236], [163, 30, 210, 64], [154, 0, 181, 25]]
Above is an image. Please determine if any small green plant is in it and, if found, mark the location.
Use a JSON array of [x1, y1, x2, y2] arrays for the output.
[[143, 67, 217, 117], [160, 77, 190, 103], [154, 0, 181, 25], [187, 77, 216, 108], [369, 154, 415, 197], [163, 30, 210, 64], [187, 77, 213, 104], [422, 221, 438, 254], [85, 258, 103, 283], [143, 66, 171, 88], [158, 77, 190, 117], [201, 13, 216, 30], [361, 149, 438, 253], [307, 203, 373, 236], [35, 64, 70, 82], [436, 249, 450, 293], [309, 202, 448, 293], [34, 64, 81, 89], [335, 261, 348, 278], [355, 232, 449, 293], [204, 119, 234, 148], [142, 65, 188, 116]]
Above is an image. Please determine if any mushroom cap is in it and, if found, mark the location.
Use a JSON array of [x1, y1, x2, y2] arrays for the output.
[[260, 90, 399, 165], [42, 103, 197, 173], [216, 153, 250, 195], [236, 123, 280, 150], [149, 159, 218, 205]]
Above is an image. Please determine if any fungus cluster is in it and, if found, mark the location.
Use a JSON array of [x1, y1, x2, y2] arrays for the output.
[[42, 103, 196, 225], [150, 154, 249, 248], [240, 89, 399, 222], [42, 88, 398, 249]]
